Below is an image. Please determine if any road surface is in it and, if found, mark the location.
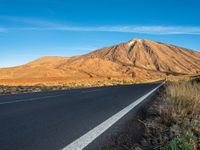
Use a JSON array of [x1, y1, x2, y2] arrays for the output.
[[0, 83, 162, 150]]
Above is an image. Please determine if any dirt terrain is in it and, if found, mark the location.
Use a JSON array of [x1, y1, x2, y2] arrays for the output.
[[0, 38, 200, 86]]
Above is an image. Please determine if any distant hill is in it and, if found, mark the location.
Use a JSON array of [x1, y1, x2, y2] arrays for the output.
[[0, 38, 200, 85]]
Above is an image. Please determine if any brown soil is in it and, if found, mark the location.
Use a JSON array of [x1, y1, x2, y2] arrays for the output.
[[0, 38, 200, 86]]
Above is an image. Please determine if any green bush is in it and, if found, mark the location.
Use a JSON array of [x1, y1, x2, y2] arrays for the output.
[[165, 131, 198, 150]]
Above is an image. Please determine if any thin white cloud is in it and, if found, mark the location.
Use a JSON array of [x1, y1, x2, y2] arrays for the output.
[[0, 16, 62, 27], [57, 26, 200, 35], [8, 26, 200, 35], [1, 16, 200, 35]]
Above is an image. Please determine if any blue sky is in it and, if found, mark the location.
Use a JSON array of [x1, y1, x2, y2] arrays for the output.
[[0, 0, 200, 67]]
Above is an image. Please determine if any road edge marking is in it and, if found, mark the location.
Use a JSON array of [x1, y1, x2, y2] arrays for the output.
[[62, 83, 164, 150]]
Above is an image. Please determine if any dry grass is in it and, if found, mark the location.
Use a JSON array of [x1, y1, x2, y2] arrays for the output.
[[128, 80, 200, 149], [0, 76, 164, 87], [100, 79, 200, 149], [0, 76, 164, 94], [161, 82, 200, 129], [165, 74, 199, 82], [0, 85, 70, 94], [161, 81, 200, 149]]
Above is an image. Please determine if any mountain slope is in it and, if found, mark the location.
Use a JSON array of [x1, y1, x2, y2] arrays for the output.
[[86, 39, 200, 74], [0, 38, 200, 82]]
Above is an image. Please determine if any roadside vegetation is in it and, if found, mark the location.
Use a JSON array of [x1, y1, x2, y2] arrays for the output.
[[0, 85, 70, 94], [0, 78, 162, 94], [102, 77, 200, 150], [163, 81, 200, 149], [140, 80, 200, 149]]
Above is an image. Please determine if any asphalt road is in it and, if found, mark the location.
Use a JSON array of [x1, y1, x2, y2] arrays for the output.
[[0, 83, 161, 150]]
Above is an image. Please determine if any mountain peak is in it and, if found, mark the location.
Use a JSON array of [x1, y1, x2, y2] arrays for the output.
[[128, 38, 143, 46], [0, 38, 200, 82], [88, 38, 200, 75], [130, 38, 143, 42]]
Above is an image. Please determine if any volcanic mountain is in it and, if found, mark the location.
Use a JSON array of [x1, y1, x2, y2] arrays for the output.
[[0, 38, 200, 85]]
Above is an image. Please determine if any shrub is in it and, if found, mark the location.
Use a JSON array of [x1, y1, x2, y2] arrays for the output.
[[165, 131, 198, 150], [161, 82, 200, 128], [162, 81, 200, 149]]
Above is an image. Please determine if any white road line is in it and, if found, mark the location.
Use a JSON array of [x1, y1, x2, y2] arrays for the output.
[[0, 94, 65, 105], [62, 83, 164, 150]]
